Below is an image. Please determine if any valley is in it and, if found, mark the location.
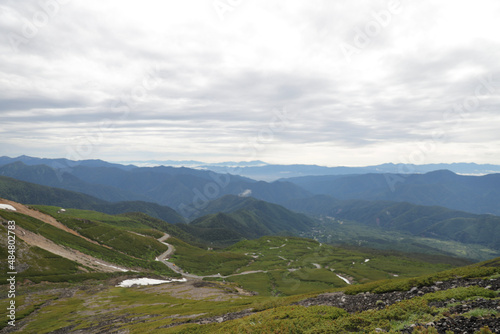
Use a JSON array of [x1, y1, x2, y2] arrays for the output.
[[0, 156, 499, 333]]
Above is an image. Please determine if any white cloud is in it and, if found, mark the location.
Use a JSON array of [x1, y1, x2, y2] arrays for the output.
[[0, 0, 499, 165], [239, 189, 252, 197]]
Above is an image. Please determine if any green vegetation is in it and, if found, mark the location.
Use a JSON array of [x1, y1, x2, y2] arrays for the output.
[[0, 175, 105, 208], [0, 226, 81, 280], [302, 216, 500, 261], [172, 233, 463, 298], [0, 240, 498, 333], [0, 210, 179, 282], [35, 205, 206, 247], [168, 284, 499, 333], [168, 237, 251, 276], [287, 195, 500, 259], [0, 175, 186, 223], [1, 193, 499, 333], [178, 195, 317, 246], [343, 263, 500, 295], [465, 308, 498, 318], [8, 276, 497, 333], [0, 281, 303, 333]]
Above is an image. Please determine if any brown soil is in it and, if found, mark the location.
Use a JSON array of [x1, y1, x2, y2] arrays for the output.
[[13, 225, 127, 272], [0, 198, 127, 272], [140, 279, 243, 301], [0, 198, 106, 247]]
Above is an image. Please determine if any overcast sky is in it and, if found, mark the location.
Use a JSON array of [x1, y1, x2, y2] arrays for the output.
[[1, 0, 499, 166]]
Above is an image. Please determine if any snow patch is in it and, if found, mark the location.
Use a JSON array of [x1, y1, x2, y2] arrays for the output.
[[0, 204, 16, 211], [95, 261, 129, 272], [336, 274, 351, 285], [365, 259, 370, 262], [117, 277, 187, 287]]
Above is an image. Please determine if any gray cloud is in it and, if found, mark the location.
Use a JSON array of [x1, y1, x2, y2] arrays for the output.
[[0, 0, 499, 165]]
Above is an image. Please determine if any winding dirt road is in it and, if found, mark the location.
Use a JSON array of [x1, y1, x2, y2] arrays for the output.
[[155, 233, 269, 280]]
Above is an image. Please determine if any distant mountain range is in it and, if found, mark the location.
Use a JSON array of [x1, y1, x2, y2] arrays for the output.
[[0, 159, 310, 217], [3, 155, 500, 181], [0, 176, 316, 246], [284, 170, 500, 216], [2, 156, 500, 217], [0, 155, 136, 171], [124, 160, 500, 182], [2, 159, 500, 259], [209, 162, 500, 181], [0, 176, 185, 224]]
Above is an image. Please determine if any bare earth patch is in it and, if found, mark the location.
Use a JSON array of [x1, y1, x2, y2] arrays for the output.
[[141, 279, 243, 301], [14, 225, 128, 272], [0, 198, 106, 247]]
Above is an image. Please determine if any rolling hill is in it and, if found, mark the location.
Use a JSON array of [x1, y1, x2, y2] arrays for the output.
[[0, 161, 150, 202], [0, 176, 185, 224], [176, 195, 318, 246], [284, 194, 500, 259], [284, 170, 500, 215], [0, 160, 311, 216], [1, 196, 499, 333]]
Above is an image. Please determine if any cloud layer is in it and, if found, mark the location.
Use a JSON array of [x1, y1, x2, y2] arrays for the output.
[[1, 0, 499, 165]]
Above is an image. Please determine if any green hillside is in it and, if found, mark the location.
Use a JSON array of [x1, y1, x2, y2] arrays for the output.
[[0, 161, 148, 202], [1, 240, 498, 333], [0, 176, 185, 223], [0, 208, 181, 284], [285, 195, 500, 260], [1, 204, 467, 295], [179, 195, 317, 245], [285, 170, 500, 215], [0, 160, 311, 213], [0, 226, 82, 280], [219, 236, 465, 296], [0, 175, 106, 208], [1, 198, 499, 333]]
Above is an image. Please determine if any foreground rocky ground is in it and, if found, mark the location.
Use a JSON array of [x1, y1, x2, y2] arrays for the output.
[[403, 298, 499, 333], [121, 277, 500, 331], [1, 277, 498, 333], [297, 278, 500, 333]]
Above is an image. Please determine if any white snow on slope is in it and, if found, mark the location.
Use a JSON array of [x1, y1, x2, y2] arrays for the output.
[[336, 274, 351, 285], [0, 204, 16, 211], [117, 277, 187, 287], [95, 261, 129, 272]]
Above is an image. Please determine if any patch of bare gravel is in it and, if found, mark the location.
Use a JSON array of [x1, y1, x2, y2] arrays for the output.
[[11, 225, 128, 273], [0, 198, 106, 247], [140, 279, 243, 301], [0, 198, 130, 272]]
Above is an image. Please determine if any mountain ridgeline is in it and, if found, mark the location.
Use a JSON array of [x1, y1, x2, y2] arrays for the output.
[[0, 160, 311, 215], [283, 170, 500, 216], [0, 176, 185, 224], [284, 194, 500, 251], [0, 177, 316, 246], [1, 156, 500, 259], [180, 195, 317, 245]]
